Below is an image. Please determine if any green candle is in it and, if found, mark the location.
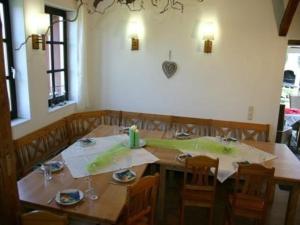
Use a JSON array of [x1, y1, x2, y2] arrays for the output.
[[134, 130, 140, 147]]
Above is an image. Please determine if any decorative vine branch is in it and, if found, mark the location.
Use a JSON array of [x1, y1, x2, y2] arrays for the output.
[[90, 0, 204, 14], [15, 0, 205, 50]]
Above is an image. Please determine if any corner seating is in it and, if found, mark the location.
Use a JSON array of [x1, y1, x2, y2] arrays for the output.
[[14, 110, 269, 178]]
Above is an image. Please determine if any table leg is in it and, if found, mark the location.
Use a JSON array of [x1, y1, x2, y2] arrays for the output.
[[158, 165, 166, 222], [284, 183, 300, 225]]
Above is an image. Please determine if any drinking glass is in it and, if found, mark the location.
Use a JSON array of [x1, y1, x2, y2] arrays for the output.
[[43, 163, 52, 181], [85, 176, 98, 200]]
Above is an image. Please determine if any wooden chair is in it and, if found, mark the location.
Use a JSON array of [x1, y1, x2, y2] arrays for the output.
[[118, 173, 160, 225], [21, 210, 68, 225], [180, 156, 219, 225], [225, 164, 275, 225], [211, 120, 269, 142]]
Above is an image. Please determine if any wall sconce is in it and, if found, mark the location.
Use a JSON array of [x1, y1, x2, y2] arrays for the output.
[[203, 22, 215, 53], [131, 34, 139, 51], [128, 20, 143, 51], [32, 34, 46, 50], [30, 13, 49, 50]]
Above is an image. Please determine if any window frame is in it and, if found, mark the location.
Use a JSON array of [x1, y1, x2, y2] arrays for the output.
[[1, 0, 17, 119], [45, 6, 69, 107]]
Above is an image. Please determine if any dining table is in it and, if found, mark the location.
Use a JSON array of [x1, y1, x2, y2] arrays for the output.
[[17, 125, 300, 225]]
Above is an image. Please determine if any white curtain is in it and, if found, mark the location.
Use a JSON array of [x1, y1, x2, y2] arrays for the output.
[[68, 4, 90, 111]]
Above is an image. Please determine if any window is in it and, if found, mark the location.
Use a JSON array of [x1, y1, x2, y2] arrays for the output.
[[45, 6, 68, 107], [0, 0, 17, 119]]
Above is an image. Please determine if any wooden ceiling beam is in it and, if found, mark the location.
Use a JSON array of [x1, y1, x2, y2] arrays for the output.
[[279, 0, 300, 36]]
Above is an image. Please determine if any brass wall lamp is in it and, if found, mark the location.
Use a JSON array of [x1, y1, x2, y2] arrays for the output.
[[131, 35, 139, 51], [32, 34, 46, 50], [203, 22, 215, 54]]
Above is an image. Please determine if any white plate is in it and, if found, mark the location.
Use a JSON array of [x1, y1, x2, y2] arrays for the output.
[[78, 138, 96, 147], [41, 161, 64, 173], [121, 139, 146, 149], [55, 189, 84, 206], [112, 169, 136, 183], [176, 153, 192, 163]]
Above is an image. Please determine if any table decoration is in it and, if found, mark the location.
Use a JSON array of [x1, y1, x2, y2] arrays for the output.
[[86, 144, 130, 173], [145, 137, 239, 155], [129, 125, 140, 148]]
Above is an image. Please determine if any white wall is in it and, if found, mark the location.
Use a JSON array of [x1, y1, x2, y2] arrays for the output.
[[11, 0, 77, 139], [86, 0, 291, 141]]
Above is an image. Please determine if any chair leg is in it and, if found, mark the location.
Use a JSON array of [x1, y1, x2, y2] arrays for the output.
[[209, 208, 214, 225], [226, 208, 234, 225], [268, 183, 275, 204], [179, 203, 185, 225]]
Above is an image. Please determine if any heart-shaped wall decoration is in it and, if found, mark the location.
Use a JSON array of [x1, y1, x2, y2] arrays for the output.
[[162, 61, 177, 79]]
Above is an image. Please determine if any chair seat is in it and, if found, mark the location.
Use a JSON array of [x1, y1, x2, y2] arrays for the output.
[[229, 194, 265, 212]]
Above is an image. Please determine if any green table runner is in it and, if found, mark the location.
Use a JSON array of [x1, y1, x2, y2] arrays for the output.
[[87, 137, 238, 173], [87, 144, 130, 173], [145, 137, 238, 155]]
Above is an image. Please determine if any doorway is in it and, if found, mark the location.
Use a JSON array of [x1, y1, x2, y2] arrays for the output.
[[276, 40, 300, 158]]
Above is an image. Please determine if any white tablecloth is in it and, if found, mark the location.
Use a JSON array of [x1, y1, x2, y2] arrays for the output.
[[180, 137, 277, 183], [62, 135, 159, 178]]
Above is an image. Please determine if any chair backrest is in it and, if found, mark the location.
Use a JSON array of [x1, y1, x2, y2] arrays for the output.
[[184, 156, 219, 192], [289, 95, 300, 108], [234, 164, 275, 201], [126, 174, 160, 225], [21, 210, 68, 225]]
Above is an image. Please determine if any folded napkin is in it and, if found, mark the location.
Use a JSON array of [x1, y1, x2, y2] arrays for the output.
[[116, 170, 135, 181], [175, 131, 191, 140], [178, 153, 192, 161], [223, 137, 237, 142], [49, 162, 61, 170], [79, 138, 95, 147], [59, 191, 80, 203]]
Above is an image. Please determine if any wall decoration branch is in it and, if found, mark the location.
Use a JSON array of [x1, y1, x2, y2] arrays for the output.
[[162, 50, 177, 79], [92, 0, 204, 14], [15, 0, 204, 51]]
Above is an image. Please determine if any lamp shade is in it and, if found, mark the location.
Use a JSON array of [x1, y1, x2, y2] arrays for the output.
[[202, 22, 215, 40]]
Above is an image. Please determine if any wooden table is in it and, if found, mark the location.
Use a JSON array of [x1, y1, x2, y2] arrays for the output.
[[18, 125, 300, 225], [149, 134, 300, 225], [18, 126, 151, 224]]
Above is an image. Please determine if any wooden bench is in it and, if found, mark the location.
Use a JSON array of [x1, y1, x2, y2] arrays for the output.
[[14, 119, 69, 177], [13, 110, 270, 178]]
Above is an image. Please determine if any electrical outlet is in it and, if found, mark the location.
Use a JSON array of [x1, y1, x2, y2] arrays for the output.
[[248, 106, 254, 120]]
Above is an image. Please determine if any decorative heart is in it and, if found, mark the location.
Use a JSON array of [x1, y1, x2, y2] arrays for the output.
[[162, 61, 177, 79]]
